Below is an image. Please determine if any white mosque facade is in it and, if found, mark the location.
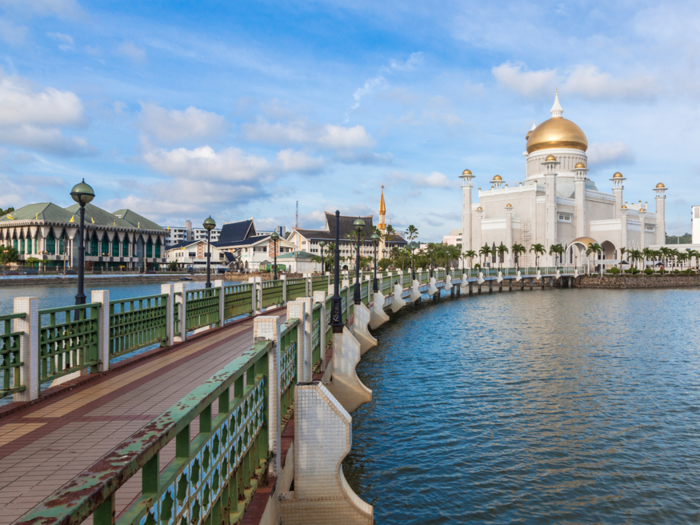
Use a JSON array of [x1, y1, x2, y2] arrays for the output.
[[460, 92, 667, 268]]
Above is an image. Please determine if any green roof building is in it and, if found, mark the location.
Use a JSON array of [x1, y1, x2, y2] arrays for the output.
[[0, 202, 167, 270]]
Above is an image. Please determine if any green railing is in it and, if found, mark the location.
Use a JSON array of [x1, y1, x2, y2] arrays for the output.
[[174, 293, 182, 337], [312, 303, 321, 365], [224, 283, 253, 320], [420, 272, 429, 284], [361, 280, 369, 305], [325, 296, 333, 347], [23, 339, 271, 525], [186, 288, 220, 332], [403, 273, 411, 287], [287, 278, 306, 301], [279, 319, 299, 423], [312, 276, 328, 292], [261, 280, 284, 309], [1, 312, 26, 398], [39, 303, 100, 383], [381, 276, 392, 293], [109, 294, 168, 359]]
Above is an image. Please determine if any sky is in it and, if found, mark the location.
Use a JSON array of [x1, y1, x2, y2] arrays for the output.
[[0, 0, 699, 240]]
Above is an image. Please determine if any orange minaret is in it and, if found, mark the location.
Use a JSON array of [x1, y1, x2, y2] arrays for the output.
[[378, 186, 387, 231]]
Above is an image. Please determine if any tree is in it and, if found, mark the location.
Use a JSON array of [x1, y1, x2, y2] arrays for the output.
[[445, 244, 461, 271], [496, 244, 509, 269], [585, 243, 603, 273], [511, 243, 526, 269], [405, 225, 419, 278], [478, 244, 492, 269], [530, 243, 545, 269], [0, 207, 15, 217], [0, 245, 19, 268], [463, 250, 477, 272], [628, 249, 642, 271], [548, 243, 564, 267], [168, 261, 178, 271], [25, 257, 41, 267]]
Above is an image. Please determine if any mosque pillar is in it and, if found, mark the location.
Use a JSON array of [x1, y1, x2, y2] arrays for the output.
[[543, 155, 559, 265], [474, 207, 483, 254], [459, 170, 475, 257], [611, 172, 625, 220], [621, 207, 628, 253], [573, 163, 588, 239], [505, 204, 513, 267], [654, 184, 667, 245], [639, 209, 646, 252]]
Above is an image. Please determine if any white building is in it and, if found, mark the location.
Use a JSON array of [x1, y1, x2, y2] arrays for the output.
[[442, 229, 462, 247], [166, 240, 234, 270], [215, 219, 295, 272], [459, 91, 667, 268], [276, 251, 322, 273], [165, 220, 221, 247]]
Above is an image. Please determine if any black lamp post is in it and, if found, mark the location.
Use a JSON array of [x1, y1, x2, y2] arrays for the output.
[[429, 249, 434, 278], [411, 243, 416, 280], [371, 233, 379, 292], [271, 231, 279, 280], [319, 240, 326, 272], [70, 179, 95, 306], [353, 218, 365, 304], [203, 216, 216, 288], [331, 211, 343, 333]]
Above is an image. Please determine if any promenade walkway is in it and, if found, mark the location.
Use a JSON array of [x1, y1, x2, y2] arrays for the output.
[[0, 312, 282, 524]]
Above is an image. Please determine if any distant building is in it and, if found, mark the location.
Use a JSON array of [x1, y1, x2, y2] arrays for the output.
[[276, 251, 322, 273], [165, 240, 234, 270], [0, 203, 167, 269], [442, 229, 462, 247], [215, 219, 295, 272], [165, 220, 221, 247]]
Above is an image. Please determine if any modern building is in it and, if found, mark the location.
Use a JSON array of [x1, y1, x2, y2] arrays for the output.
[[458, 91, 667, 268], [215, 219, 295, 272], [0, 203, 167, 269], [276, 251, 322, 273], [165, 240, 235, 270], [442, 229, 462, 247], [288, 190, 407, 269], [165, 220, 221, 247]]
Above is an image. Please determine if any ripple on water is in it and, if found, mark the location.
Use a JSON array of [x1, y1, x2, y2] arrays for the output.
[[343, 288, 700, 524]]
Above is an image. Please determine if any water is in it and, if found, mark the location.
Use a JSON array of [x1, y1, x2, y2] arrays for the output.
[[344, 288, 700, 524]]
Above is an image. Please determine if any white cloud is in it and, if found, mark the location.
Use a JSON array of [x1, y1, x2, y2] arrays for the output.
[[0, 0, 83, 19], [492, 62, 558, 99], [564, 65, 661, 102], [391, 170, 458, 189], [349, 75, 388, 113], [47, 32, 74, 50], [0, 70, 90, 155], [390, 51, 424, 71], [0, 18, 27, 45], [118, 42, 146, 61], [587, 141, 635, 167], [317, 124, 375, 150], [139, 103, 226, 144], [243, 118, 376, 151], [275, 149, 324, 173]]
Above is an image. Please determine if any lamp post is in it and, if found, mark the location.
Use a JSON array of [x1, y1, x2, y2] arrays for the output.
[[353, 218, 365, 304], [371, 232, 379, 292], [70, 179, 95, 306], [203, 216, 216, 288], [429, 248, 434, 278], [271, 231, 279, 280], [319, 240, 326, 273], [331, 211, 343, 333]]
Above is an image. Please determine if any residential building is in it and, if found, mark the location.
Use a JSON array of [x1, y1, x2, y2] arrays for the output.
[[165, 220, 221, 247], [165, 240, 235, 270], [215, 219, 295, 272]]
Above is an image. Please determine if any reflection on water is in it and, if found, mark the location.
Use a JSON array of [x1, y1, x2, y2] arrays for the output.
[[344, 288, 700, 524]]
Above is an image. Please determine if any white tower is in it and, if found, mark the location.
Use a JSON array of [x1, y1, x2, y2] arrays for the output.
[[611, 172, 625, 219], [543, 154, 559, 264], [573, 162, 588, 238], [654, 183, 667, 245], [459, 169, 475, 253]]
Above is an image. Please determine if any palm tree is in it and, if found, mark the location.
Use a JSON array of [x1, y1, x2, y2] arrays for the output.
[[405, 225, 419, 278], [445, 244, 461, 273], [530, 243, 545, 269], [548, 243, 564, 267], [511, 243, 526, 270], [628, 249, 642, 271], [463, 249, 477, 273], [496, 244, 509, 269], [479, 244, 492, 270], [585, 242, 603, 274], [619, 247, 627, 270]]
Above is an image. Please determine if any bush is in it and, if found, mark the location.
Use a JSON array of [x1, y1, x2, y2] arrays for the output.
[[624, 269, 634, 274], [644, 268, 653, 275], [607, 267, 620, 274]]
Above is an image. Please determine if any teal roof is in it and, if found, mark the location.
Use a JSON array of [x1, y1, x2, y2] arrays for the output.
[[65, 203, 134, 229], [112, 209, 164, 231], [277, 250, 316, 259], [0, 203, 74, 223]]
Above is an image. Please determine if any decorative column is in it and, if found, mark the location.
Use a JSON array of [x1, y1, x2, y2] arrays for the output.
[[621, 206, 628, 254], [639, 208, 647, 251], [611, 172, 625, 219], [543, 154, 560, 265], [459, 169, 475, 256], [474, 206, 484, 252], [505, 204, 513, 267], [573, 162, 588, 239], [654, 183, 667, 245]]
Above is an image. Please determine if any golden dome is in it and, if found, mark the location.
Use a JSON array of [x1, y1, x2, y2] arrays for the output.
[[462, 169, 472, 176], [545, 154, 557, 161], [639, 208, 646, 213], [656, 182, 665, 188], [613, 172, 623, 178], [574, 162, 585, 169], [526, 93, 587, 153], [493, 175, 502, 181], [526, 130, 533, 140], [621, 205, 627, 209], [506, 203, 513, 208], [476, 206, 483, 211]]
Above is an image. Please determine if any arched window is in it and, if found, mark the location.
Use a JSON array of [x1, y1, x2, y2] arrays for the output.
[[58, 235, 65, 255], [101, 238, 110, 256], [146, 239, 153, 258], [89, 234, 98, 256], [122, 238, 129, 257], [46, 231, 56, 255], [155, 238, 162, 258], [112, 238, 119, 257]]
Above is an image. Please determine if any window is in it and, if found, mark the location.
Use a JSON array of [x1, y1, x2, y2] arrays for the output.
[[558, 213, 572, 222], [112, 239, 119, 257], [189, 252, 196, 257], [146, 240, 153, 258], [46, 232, 56, 255], [123, 241, 129, 257], [645, 225, 655, 232], [101, 239, 110, 256]]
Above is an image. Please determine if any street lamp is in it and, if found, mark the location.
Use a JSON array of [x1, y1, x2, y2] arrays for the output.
[[271, 231, 279, 280], [70, 179, 95, 306], [353, 218, 365, 304], [203, 216, 216, 288], [429, 247, 434, 278], [371, 232, 379, 292], [319, 240, 326, 273], [331, 211, 343, 333]]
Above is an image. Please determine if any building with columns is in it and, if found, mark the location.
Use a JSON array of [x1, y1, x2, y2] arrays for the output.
[[0, 203, 167, 270], [459, 91, 667, 268]]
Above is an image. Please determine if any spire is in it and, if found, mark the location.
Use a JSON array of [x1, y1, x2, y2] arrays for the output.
[[379, 186, 386, 215], [550, 89, 563, 118]]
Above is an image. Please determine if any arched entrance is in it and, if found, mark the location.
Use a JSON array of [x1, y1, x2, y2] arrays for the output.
[[567, 237, 597, 273]]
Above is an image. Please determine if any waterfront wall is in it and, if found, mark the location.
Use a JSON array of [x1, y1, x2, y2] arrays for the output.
[[0, 273, 212, 287], [574, 274, 700, 289]]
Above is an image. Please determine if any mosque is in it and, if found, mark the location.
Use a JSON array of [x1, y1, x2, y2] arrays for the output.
[[459, 91, 667, 268]]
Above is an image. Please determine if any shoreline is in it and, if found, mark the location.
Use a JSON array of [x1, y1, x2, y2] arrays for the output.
[[0, 273, 213, 287], [573, 274, 700, 289]]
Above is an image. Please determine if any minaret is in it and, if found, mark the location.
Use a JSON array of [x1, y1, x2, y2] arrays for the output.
[[459, 169, 475, 252], [654, 183, 667, 245], [543, 154, 559, 264], [611, 172, 625, 219], [550, 89, 563, 118], [378, 186, 387, 232], [573, 162, 588, 238], [639, 207, 646, 251]]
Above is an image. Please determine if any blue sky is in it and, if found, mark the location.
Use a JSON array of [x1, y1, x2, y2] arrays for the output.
[[0, 0, 699, 240]]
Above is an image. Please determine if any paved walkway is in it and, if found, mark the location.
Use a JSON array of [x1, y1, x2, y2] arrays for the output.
[[0, 314, 278, 524]]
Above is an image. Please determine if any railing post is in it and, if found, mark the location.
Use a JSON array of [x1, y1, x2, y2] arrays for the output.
[[287, 300, 309, 384], [91, 290, 111, 372], [160, 284, 174, 347], [254, 316, 282, 477], [248, 277, 258, 314], [214, 279, 225, 326], [313, 291, 327, 372], [174, 283, 187, 342], [281, 274, 287, 305], [13, 297, 39, 403]]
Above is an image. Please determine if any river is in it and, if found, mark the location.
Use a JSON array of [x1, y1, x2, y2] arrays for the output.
[[343, 288, 700, 524]]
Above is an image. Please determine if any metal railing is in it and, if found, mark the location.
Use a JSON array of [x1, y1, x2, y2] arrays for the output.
[[261, 280, 284, 309], [279, 319, 298, 424], [0, 312, 25, 397], [185, 287, 221, 332], [287, 278, 306, 301], [224, 283, 253, 320], [109, 294, 168, 359]]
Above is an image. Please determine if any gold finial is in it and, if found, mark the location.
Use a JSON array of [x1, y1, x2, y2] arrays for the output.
[[613, 172, 623, 178], [656, 182, 665, 188], [545, 154, 557, 161], [575, 162, 585, 169], [493, 174, 502, 181]]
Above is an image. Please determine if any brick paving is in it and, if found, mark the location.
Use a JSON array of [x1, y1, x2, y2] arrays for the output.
[[0, 313, 284, 525]]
